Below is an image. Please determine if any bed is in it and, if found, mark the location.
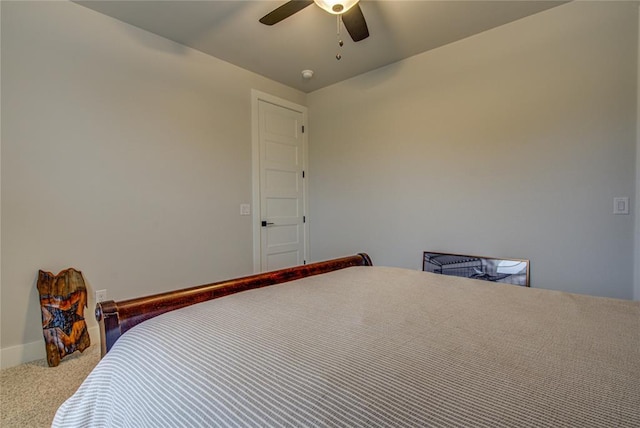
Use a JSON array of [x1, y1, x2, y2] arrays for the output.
[[53, 253, 639, 427]]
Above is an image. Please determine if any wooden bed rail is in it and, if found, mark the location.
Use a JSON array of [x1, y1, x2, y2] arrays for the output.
[[96, 253, 373, 356]]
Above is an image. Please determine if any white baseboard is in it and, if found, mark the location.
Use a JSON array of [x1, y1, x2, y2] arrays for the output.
[[1, 326, 100, 369], [0, 340, 45, 369]]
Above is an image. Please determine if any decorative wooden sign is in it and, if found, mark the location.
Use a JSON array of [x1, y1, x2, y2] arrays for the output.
[[37, 268, 91, 367]]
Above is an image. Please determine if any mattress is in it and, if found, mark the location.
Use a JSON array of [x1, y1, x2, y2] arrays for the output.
[[53, 266, 640, 427]]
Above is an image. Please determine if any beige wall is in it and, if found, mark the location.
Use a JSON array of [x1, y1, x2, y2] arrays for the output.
[[308, 1, 638, 299], [0, 1, 305, 367], [636, 3, 640, 301]]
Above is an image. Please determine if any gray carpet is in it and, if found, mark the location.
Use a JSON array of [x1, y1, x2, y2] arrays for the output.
[[1, 345, 99, 427]]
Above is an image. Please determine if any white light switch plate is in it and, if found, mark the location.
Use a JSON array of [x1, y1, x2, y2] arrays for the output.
[[613, 197, 629, 215], [240, 203, 251, 216]]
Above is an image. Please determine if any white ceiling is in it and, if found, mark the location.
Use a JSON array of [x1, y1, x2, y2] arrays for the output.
[[76, 1, 567, 93]]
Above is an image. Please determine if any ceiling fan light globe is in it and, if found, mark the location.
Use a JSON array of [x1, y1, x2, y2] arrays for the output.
[[314, 0, 359, 15]]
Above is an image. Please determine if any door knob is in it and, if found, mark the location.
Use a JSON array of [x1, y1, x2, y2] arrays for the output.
[[261, 221, 275, 227]]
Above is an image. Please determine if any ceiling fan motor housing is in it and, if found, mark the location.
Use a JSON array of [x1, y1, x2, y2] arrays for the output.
[[314, 0, 359, 15]]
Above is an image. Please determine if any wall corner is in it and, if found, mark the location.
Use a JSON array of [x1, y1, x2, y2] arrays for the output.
[[634, 2, 640, 300]]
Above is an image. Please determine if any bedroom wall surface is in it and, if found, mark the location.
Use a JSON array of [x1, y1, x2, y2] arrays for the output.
[[1, 1, 305, 367], [635, 3, 640, 301], [308, 1, 638, 299]]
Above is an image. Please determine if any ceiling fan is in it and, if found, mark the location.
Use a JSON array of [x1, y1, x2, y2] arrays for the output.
[[259, 0, 369, 42]]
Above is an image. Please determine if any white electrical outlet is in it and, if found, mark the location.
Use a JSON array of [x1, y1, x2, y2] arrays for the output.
[[613, 197, 629, 215], [96, 289, 108, 302]]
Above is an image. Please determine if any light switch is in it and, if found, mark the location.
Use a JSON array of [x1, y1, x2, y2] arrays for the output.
[[240, 203, 251, 216], [613, 197, 629, 215]]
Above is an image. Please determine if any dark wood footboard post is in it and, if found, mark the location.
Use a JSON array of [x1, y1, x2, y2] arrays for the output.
[[96, 301, 121, 357], [358, 253, 373, 266]]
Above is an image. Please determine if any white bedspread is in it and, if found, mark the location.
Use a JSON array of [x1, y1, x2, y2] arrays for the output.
[[53, 266, 640, 427]]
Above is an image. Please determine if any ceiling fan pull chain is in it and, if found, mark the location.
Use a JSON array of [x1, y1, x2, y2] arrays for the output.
[[336, 15, 343, 60]]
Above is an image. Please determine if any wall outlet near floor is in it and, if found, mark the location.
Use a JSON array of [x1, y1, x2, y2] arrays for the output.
[[95, 289, 108, 303]]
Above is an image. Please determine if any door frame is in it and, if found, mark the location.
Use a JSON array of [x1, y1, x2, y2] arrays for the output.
[[251, 89, 309, 273]]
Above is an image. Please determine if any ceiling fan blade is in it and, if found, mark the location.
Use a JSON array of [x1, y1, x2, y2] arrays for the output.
[[341, 3, 369, 42], [259, 0, 314, 26]]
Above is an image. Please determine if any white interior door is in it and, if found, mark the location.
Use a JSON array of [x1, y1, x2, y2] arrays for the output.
[[255, 96, 307, 271]]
